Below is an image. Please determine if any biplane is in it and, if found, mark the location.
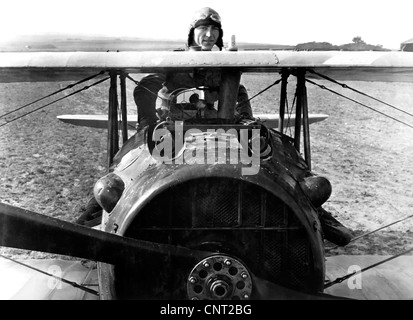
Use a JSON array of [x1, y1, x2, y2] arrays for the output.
[[0, 47, 413, 301]]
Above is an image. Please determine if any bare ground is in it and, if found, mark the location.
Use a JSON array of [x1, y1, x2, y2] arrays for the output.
[[0, 73, 412, 260]]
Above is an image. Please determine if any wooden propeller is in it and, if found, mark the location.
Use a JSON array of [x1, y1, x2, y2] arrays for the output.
[[0, 202, 348, 300]]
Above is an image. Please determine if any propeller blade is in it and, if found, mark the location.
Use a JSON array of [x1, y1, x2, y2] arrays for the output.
[[0, 202, 351, 300], [0, 202, 209, 265], [251, 273, 350, 300]]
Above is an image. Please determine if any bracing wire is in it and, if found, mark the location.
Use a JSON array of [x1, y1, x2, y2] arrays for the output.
[[244, 78, 282, 103], [306, 78, 413, 129], [0, 254, 99, 296], [309, 70, 413, 119], [325, 213, 413, 252], [125, 74, 168, 103], [324, 246, 413, 289], [0, 77, 110, 128], [0, 71, 106, 121]]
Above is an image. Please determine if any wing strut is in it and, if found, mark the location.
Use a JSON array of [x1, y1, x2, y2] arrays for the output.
[[278, 70, 289, 133], [295, 69, 311, 170], [294, 72, 302, 150], [120, 73, 128, 143], [108, 72, 119, 168]]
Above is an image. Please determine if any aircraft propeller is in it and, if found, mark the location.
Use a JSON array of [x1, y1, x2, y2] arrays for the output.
[[0, 202, 347, 300]]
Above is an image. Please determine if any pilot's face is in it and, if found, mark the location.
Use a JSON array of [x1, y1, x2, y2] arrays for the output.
[[193, 25, 220, 50]]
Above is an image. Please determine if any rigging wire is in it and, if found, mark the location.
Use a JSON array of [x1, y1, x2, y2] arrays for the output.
[[0, 254, 99, 296], [244, 78, 282, 103], [0, 71, 106, 121], [286, 93, 297, 136], [323, 203, 413, 288], [126, 74, 199, 122], [127, 74, 283, 106], [309, 70, 413, 119], [324, 246, 413, 289], [325, 213, 413, 252], [306, 78, 413, 130], [0, 77, 110, 128], [125, 74, 168, 103]]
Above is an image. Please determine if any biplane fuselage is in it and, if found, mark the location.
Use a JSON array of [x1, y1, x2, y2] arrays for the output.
[[1, 50, 413, 300]]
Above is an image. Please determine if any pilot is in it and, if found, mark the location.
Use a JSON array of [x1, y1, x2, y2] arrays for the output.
[[77, 7, 252, 227], [134, 7, 253, 129]]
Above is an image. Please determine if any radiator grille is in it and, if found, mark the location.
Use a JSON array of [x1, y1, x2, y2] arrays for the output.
[[125, 177, 314, 293]]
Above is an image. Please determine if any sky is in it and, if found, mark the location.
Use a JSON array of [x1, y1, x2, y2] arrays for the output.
[[1, 0, 412, 50]]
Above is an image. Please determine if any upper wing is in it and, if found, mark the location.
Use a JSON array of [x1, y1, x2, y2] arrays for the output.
[[1, 50, 413, 83]]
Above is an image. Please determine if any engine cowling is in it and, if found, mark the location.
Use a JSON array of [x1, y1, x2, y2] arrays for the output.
[[99, 176, 323, 299], [97, 126, 325, 300]]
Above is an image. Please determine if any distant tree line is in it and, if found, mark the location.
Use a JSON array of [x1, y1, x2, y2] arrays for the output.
[[295, 37, 389, 51]]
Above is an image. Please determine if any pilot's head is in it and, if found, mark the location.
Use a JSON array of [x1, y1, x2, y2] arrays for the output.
[[187, 7, 224, 51]]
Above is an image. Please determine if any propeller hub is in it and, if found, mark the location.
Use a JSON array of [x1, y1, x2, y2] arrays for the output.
[[210, 279, 230, 298], [187, 254, 252, 300]]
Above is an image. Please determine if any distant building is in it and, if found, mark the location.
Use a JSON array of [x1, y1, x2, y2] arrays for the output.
[[401, 38, 413, 51]]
